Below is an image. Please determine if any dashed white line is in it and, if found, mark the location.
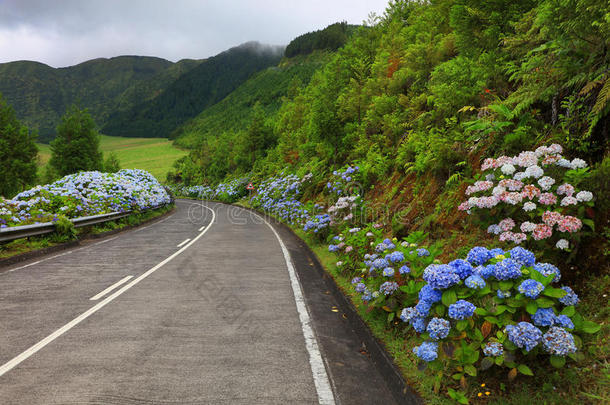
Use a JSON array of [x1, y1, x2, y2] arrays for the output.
[[0, 204, 216, 378], [92, 236, 119, 246], [89, 275, 133, 300], [253, 212, 336, 405], [176, 238, 191, 248], [198, 226, 205, 232]]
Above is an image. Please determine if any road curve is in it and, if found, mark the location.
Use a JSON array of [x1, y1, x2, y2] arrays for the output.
[[0, 199, 403, 404]]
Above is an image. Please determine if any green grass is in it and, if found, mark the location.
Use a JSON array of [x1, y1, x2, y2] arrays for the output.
[[36, 135, 187, 181]]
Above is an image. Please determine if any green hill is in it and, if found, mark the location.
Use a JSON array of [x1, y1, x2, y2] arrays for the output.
[[101, 42, 285, 139], [0, 56, 201, 141]]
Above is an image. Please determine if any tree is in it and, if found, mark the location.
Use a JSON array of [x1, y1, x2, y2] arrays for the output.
[[0, 93, 38, 197], [50, 105, 103, 176], [103, 152, 121, 172]]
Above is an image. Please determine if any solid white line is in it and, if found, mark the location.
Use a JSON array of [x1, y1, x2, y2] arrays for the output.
[[253, 212, 335, 405], [176, 238, 191, 248], [89, 275, 133, 301], [198, 226, 205, 232], [0, 203, 216, 378]]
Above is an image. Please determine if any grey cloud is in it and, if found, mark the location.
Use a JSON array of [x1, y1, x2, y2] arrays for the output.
[[0, 0, 389, 67]]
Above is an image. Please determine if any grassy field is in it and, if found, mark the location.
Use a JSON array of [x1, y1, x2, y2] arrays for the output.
[[37, 135, 187, 181]]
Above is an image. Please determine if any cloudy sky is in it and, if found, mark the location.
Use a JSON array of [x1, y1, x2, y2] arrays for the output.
[[0, 0, 390, 67]]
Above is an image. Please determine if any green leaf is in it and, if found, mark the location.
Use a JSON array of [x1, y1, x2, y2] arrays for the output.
[[456, 319, 469, 331], [580, 320, 601, 334], [494, 355, 504, 366], [582, 218, 595, 231], [517, 364, 534, 376], [442, 290, 457, 307], [550, 355, 566, 368], [480, 357, 494, 370], [484, 316, 499, 325], [525, 301, 538, 315], [498, 281, 513, 291], [542, 287, 567, 298], [464, 364, 477, 376], [475, 307, 489, 316], [494, 305, 508, 315], [560, 306, 576, 317], [452, 373, 464, 380], [535, 297, 554, 308], [530, 269, 546, 283]]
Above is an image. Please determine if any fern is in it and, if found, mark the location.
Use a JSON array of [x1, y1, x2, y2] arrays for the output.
[[592, 79, 610, 115]]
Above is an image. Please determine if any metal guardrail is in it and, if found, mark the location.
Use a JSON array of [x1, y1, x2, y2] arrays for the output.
[[0, 211, 132, 243]]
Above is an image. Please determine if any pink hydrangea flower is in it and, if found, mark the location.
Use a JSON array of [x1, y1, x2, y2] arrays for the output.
[[521, 185, 541, 200], [538, 193, 557, 205], [560, 196, 578, 206], [557, 183, 575, 196], [499, 179, 523, 191], [557, 216, 582, 233], [499, 218, 516, 231], [532, 224, 553, 240], [542, 211, 563, 227]]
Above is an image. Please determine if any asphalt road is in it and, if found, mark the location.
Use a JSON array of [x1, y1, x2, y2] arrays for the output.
[[0, 200, 404, 404]]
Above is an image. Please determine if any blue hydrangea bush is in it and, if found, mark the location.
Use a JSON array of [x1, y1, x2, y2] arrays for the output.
[[400, 246, 600, 386], [0, 169, 170, 228], [250, 173, 311, 225]]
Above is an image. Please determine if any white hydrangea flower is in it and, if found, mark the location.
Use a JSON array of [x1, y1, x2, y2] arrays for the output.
[[575, 190, 593, 202], [537, 176, 555, 191], [523, 202, 537, 211], [485, 173, 495, 181], [492, 186, 506, 196], [560, 196, 578, 206], [555, 158, 572, 168], [571, 158, 587, 169], [520, 221, 536, 232], [513, 172, 526, 181], [501, 164, 516, 175], [524, 165, 544, 178], [556, 239, 569, 250]]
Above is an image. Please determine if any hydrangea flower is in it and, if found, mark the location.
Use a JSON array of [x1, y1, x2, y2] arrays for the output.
[[494, 258, 522, 280], [382, 267, 395, 277], [575, 191, 593, 202], [423, 264, 460, 289], [426, 318, 450, 340], [400, 307, 421, 323], [328, 244, 340, 252], [542, 327, 577, 356], [474, 264, 495, 279], [497, 289, 511, 299], [505, 322, 542, 351], [355, 283, 367, 293], [558, 286, 580, 306], [412, 341, 438, 362], [466, 246, 493, 266], [523, 202, 536, 211], [448, 300, 476, 320], [509, 247, 536, 267], [386, 251, 405, 263], [416, 248, 430, 257], [372, 258, 390, 269], [448, 259, 474, 279], [418, 285, 442, 303], [415, 300, 433, 317], [518, 279, 545, 299], [483, 342, 504, 357], [465, 275, 486, 289], [532, 307, 556, 327], [411, 317, 428, 333], [555, 315, 574, 329], [533, 263, 561, 282], [379, 281, 399, 296], [399, 265, 411, 275], [556, 239, 569, 250]]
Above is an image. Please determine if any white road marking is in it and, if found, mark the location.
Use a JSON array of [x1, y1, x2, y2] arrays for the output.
[[92, 236, 119, 246], [132, 214, 171, 233], [0, 203, 216, 378], [176, 238, 191, 248], [253, 212, 336, 405], [89, 275, 133, 301], [198, 226, 205, 232]]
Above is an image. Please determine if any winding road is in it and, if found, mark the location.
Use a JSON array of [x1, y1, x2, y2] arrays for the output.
[[0, 200, 406, 404]]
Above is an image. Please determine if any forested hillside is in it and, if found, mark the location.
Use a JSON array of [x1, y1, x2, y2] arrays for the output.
[[101, 42, 285, 139], [0, 56, 201, 141]]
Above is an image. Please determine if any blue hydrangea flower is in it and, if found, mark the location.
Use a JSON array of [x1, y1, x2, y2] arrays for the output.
[[497, 289, 511, 299], [418, 285, 442, 303], [411, 317, 427, 333], [489, 248, 504, 256], [351, 277, 362, 285], [483, 342, 504, 357], [399, 265, 411, 275], [449, 259, 474, 279], [542, 327, 577, 356], [518, 279, 545, 299], [474, 264, 496, 279], [383, 267, 395, 277], [532, 307, 556, 327], [354, 283, 367, 293], [379, 281, 399, 296], [328, 244, 340, 252], [505, 322, 542, 352], [466, 246, 493, 265], [386, 251, 405, 263], [533, 263, 561, 283], [416, 248, 430, 257], [415, 300, 433, 317], [509, 247, 536, 267], [361, 289, 372, 302], [412, 341, 438, 362], [448, 300, 476, 320], [555, 315, 574, 329], [465, 274, 486, 289], [400, 307, 421, 323], [558, 286, 580, 306], [494, 258, 523, 280], [426, 318, 450, 340], [423, 264, 460, 289], [372, 258, 390, 269]]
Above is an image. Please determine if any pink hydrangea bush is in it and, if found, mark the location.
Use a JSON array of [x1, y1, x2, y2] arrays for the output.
[[458, 145, 594, 250]]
